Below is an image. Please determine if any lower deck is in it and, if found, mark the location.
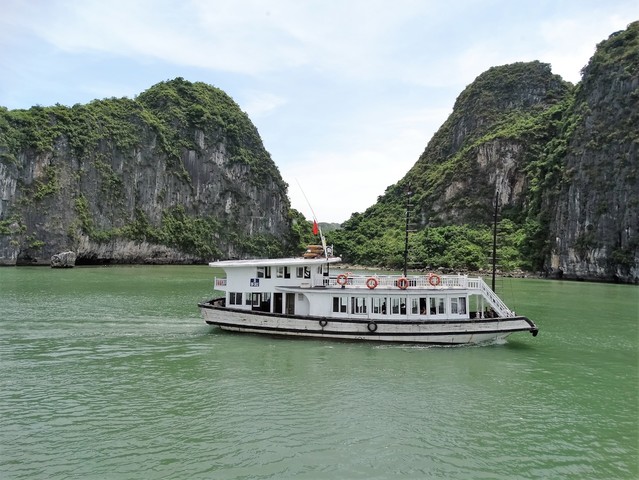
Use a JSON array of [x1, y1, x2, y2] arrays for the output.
[[199, 299, 538, 344], [218, 287, 503, 322]]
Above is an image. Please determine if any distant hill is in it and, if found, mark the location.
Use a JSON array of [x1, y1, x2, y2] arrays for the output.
[[328, 21, 638, 283], [1, 23, 637, 283], [0, 78, 299, 264]]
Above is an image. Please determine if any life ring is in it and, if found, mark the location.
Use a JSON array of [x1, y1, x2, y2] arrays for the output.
[[429, 274, 441, 286], [366, 277, 378, 289], [396, 277, 409, 290], [319, 319, 328, 327], [367, 322, 378, 332], [336, 274, 348, 286]]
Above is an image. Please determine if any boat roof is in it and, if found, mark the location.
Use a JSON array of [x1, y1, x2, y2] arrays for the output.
[[209, 256, 343, 268]]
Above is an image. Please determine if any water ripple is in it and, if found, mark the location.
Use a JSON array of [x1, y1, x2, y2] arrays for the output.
[[1, 267, 637, 479]]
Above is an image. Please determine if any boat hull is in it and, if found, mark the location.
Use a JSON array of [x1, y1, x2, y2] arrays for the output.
[[199, 301, 538, 345]]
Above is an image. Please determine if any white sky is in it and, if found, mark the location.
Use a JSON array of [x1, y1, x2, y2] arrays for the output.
[[1, 0, 637, 223]]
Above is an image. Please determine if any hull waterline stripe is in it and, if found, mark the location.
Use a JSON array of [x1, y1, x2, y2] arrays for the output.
[[203, 320, 536, 337], [198, 303, 536, 328]]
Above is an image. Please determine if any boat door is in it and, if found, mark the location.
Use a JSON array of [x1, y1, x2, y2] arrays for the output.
[[274, 293, 283, 314], [251, 293, 272, 312], [285, 293, 295, 315]]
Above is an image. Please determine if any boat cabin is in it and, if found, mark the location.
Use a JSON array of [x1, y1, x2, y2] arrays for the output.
[[212, 256, 507, 321]]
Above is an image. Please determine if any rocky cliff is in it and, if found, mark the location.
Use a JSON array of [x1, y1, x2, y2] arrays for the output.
[[409, 60, 571, 227], [0, 78, 292, 265], [2, 23, 638, 283], [547, 22, 639, 282], [331, 22, 638, 283]]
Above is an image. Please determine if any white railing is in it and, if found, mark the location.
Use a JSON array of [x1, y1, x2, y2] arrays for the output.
[[215, 278, 227, 288], [318, 273, 515, 318], [319, 273, 469, 289], [475, 277, 515, 317]]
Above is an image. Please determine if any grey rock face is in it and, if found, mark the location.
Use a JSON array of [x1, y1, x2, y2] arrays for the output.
[[51, 251, 76, 268]]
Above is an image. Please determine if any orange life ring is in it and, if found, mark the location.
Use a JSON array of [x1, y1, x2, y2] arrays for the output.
[[336, 273, 348, 286], [429, 274, 441, 286], [397, 277, 409, 290], [366, 277, 379, 289]]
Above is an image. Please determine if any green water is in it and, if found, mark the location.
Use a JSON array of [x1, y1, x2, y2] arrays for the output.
[[1, 266, 637, 479]]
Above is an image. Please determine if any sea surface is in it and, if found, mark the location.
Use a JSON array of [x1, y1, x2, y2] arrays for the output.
[[1, 265, 637, 479]]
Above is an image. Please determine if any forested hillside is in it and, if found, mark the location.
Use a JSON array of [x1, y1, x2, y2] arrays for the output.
[[329, 61, 571, 272], [328, 21, 638, 283], [0, 78, 301, 264], [1, 23, 637, 283]]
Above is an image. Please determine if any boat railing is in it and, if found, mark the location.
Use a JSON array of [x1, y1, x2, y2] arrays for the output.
[[319, 274, 470, 289], [214, 278, 227, 288], [475, 277, 515, 317], [318, 273, 515, 317]]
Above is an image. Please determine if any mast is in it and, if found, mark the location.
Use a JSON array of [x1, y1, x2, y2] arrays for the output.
[[491, 190, 499, 292], [403, 183, 413, 278]]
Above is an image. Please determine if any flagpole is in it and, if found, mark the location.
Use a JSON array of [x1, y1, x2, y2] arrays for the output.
[[296, 179, 328, 258]]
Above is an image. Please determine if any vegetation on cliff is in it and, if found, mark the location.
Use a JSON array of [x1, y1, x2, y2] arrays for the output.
[[0, 78, 293, 263], [328, 21, 638, 283], [1, 23, 637, 281], [327, 61, 574, 272], [549, 21, 639, 281]]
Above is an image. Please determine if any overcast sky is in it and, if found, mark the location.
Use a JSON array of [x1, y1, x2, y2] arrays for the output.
[[1, 1, 637, 223]]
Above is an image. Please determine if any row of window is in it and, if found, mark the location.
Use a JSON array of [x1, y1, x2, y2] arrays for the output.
[[332, 296, 467, 316], [228, 291, 467, 317], [229, 292, 272, 306], [256, 266, 321, 279]]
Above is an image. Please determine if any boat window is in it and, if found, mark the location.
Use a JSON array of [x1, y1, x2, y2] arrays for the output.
[[452, 297, 466, 314], [411, 297, 428, 315], [351, 297, 367, 314], [257, 266, 271, 278], [251, 292, 271, 312], [391, 297, 406, 315], [372, 297, 387, 314], [276, 266, 291, 278], [304, 267, 311, 279], [229, 292, 242, 305], [430, 297, 446, 315], [245, 293, 252, 306], [332, 296, 348, 313], [296, 267, 304, 278]]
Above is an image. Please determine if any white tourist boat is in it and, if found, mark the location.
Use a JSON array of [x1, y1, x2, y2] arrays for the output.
[[198, 248, 539, 345]]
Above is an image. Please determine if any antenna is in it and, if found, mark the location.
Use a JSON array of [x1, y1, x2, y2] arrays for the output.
[[403, 183, 413, 277], [295, 179, 328, 258], [492, 190, 499, 292]]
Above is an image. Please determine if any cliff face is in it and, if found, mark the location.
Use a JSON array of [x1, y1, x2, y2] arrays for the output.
[[333, 22, 638, 283], [333, 61, 573, 271], [411, 61, 571, 227], [547, 22, 639, 282], [3, 24, 638, 282], [0, 78, 292, 265]]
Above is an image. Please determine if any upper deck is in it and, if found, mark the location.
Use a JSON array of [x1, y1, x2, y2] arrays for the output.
[[212, 261, 515, 318], [209, 256, 342, 269]]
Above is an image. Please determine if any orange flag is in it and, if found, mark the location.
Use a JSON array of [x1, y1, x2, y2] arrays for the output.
[[312, 220, 319, 235]]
